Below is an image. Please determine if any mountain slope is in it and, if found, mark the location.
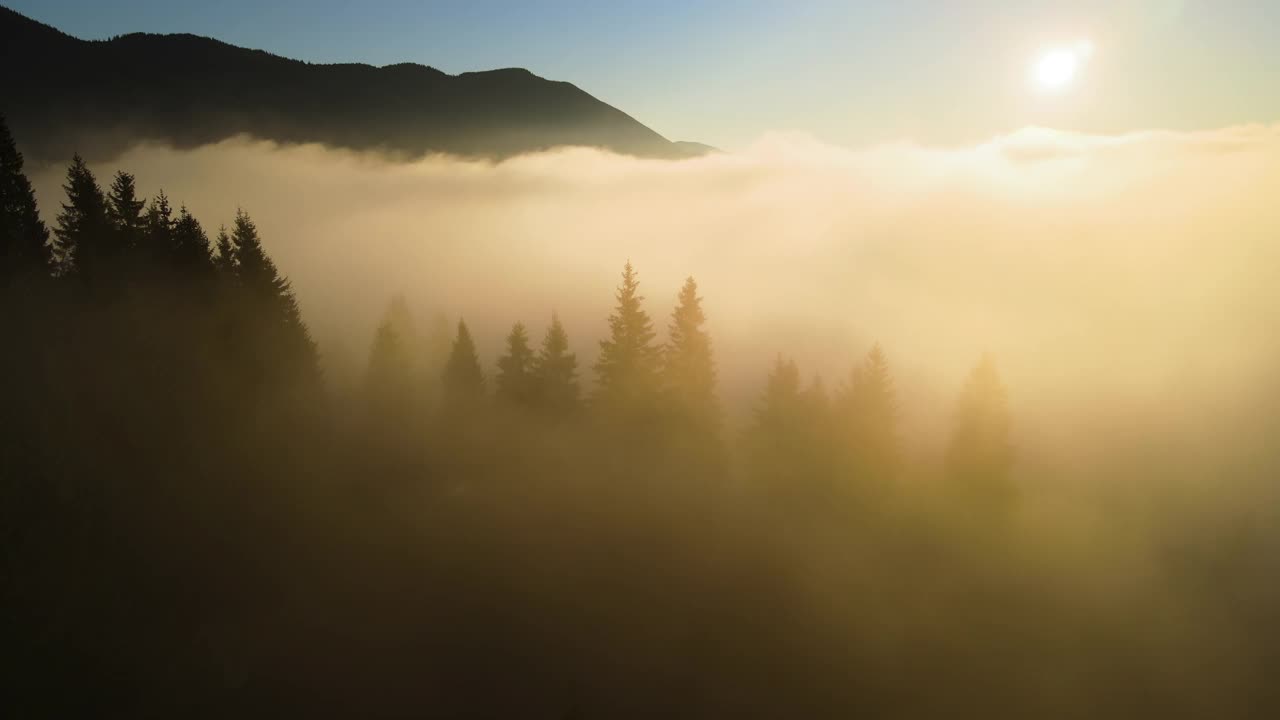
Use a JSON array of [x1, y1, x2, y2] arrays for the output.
[[0, 6, 701, 165]]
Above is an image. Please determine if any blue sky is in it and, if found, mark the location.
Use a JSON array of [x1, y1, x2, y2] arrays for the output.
[[8, 1, 1280, 149]]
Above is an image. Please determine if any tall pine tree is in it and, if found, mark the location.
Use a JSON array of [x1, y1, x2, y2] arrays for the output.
[[366, 319, 414, 420], [230, 209, 319, 387], [748, 357, 841, 504], [532, 314, 580, 417], [836, 343, 899, 482], [442, 319, 485, 406], [593, 261, 660, 418], [662, 276, 720, 434], [946, 354, 1014, 507], [0, 115, 51, 279], [495, 322, 536, 408], [212, 225, 236, 275], [106, 171, 146, 253], [53, 155, 112, 278], [170, 206, 213, 272], [143, 191, 175, 264]]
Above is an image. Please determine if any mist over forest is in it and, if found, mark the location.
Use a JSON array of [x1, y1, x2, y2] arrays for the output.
[[6, 113, 1280, 717]]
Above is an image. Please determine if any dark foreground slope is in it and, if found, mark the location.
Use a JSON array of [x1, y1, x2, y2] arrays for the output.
[[0, 6, 701, 165]]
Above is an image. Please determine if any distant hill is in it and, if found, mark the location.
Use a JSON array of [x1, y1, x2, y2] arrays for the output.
[[0, 6, 708, 166]]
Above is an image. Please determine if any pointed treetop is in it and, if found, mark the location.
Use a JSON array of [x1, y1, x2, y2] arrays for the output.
[[53, 154, 112, 275], [496, 321, 536, 406], [533, 313, 580, 416], [442, 318, 486, 404], [593, 261, 661, 411]]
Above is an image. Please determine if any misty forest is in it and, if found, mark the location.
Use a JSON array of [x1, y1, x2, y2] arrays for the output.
[[4, 96, 1280, 719]]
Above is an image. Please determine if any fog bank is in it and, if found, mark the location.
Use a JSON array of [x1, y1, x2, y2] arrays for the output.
[[32, 125, 1280, 492]]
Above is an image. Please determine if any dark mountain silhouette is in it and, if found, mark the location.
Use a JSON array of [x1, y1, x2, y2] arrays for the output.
[[0, 6, 707, 166]]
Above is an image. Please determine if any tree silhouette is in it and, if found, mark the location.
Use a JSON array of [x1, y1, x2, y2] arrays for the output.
[[662, 276, 720, 435], [947, 354, 1015, 507], [753, 354, 804, 436], [532, 314, 580, 417], [212, 224, 236, 275], [366, 317, 414, 422], [143, 190, 175, 264], [495, 321, 536, 408], [593, 261, 660, 418], [170, 206, 213, 272], [230, 208, 320, 387], [106, 171, 146, 252], [0, 114, 50, 279], [836, 343, 899, 483], [442, 319, 485, 406], [53, 154, 112, 278], [748, 357, 842, 503]]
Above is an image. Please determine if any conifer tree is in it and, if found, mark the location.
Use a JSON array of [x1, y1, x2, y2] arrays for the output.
[[442, 319, 485, 405], [212, 225, 236, 275], [803, 374, 831, 425], [170, 206, 213, 272], [420, 311, 454, 410], [662, 276, 720, 433], [752, 355, 804, 435], [366, 319, 414, 419], [231, 209, 319, 385], [106, 171, 146, 251], [0, 115, 51, 278], [747, 355, 806, 483], [837, 343, 899, 480], [231, 209, 285, 298], [381, 295, 417, 345], [749, 358, 841, 500], [495, 321, 536, 407], [532, 314, 580, 417], [53, 155, 112, 277], [143, 191, 175, 263], [947, 354, 1014, 505], [593, 261, 660, 416]]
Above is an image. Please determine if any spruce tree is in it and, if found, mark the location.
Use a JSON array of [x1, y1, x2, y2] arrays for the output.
[[363, 296, 421, 428], [442, 319, 485, 406], [143, 191, 175, 263], [747, 355, 805, 483], [366, 320, 414, 418], [749, 358, 841, 501], [837, 343, 899, 480], [231, 209, 319, 385], [593, 261, 660, 416], [532, 314, 580, 417], [0, 115, 51, 279], [53, 155, 112, 277], [495, 322, 536, 407], [212, 225, 236, 275], [231, 209, 286, 300], [106, 171, 146, 251], [752, 355, 803, 434], [662, 276, 719, 433], [170, 206, 213, 272], [946, 354, 1014, 505]]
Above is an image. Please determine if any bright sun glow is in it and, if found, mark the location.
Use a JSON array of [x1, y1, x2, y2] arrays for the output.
[[1032, 41, 1093, 92]]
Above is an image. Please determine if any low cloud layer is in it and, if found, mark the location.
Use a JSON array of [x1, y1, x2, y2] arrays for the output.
[[31, 125, 1280, 487]]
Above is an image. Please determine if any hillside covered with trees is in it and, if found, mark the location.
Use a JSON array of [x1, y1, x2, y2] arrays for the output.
[[0, 5, 704, 167]]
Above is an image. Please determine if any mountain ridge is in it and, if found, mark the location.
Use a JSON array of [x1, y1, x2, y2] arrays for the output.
[[0, 5, 708, 165]]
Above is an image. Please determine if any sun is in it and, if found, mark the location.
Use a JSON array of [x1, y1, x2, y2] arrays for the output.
[[1032, 41, 1093, 92]]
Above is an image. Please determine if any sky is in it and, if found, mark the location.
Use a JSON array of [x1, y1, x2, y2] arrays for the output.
[[8, 1, 1280, 149]]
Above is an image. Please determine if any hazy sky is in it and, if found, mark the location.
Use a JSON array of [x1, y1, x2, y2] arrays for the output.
[[9, 1, 1280, 149]]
